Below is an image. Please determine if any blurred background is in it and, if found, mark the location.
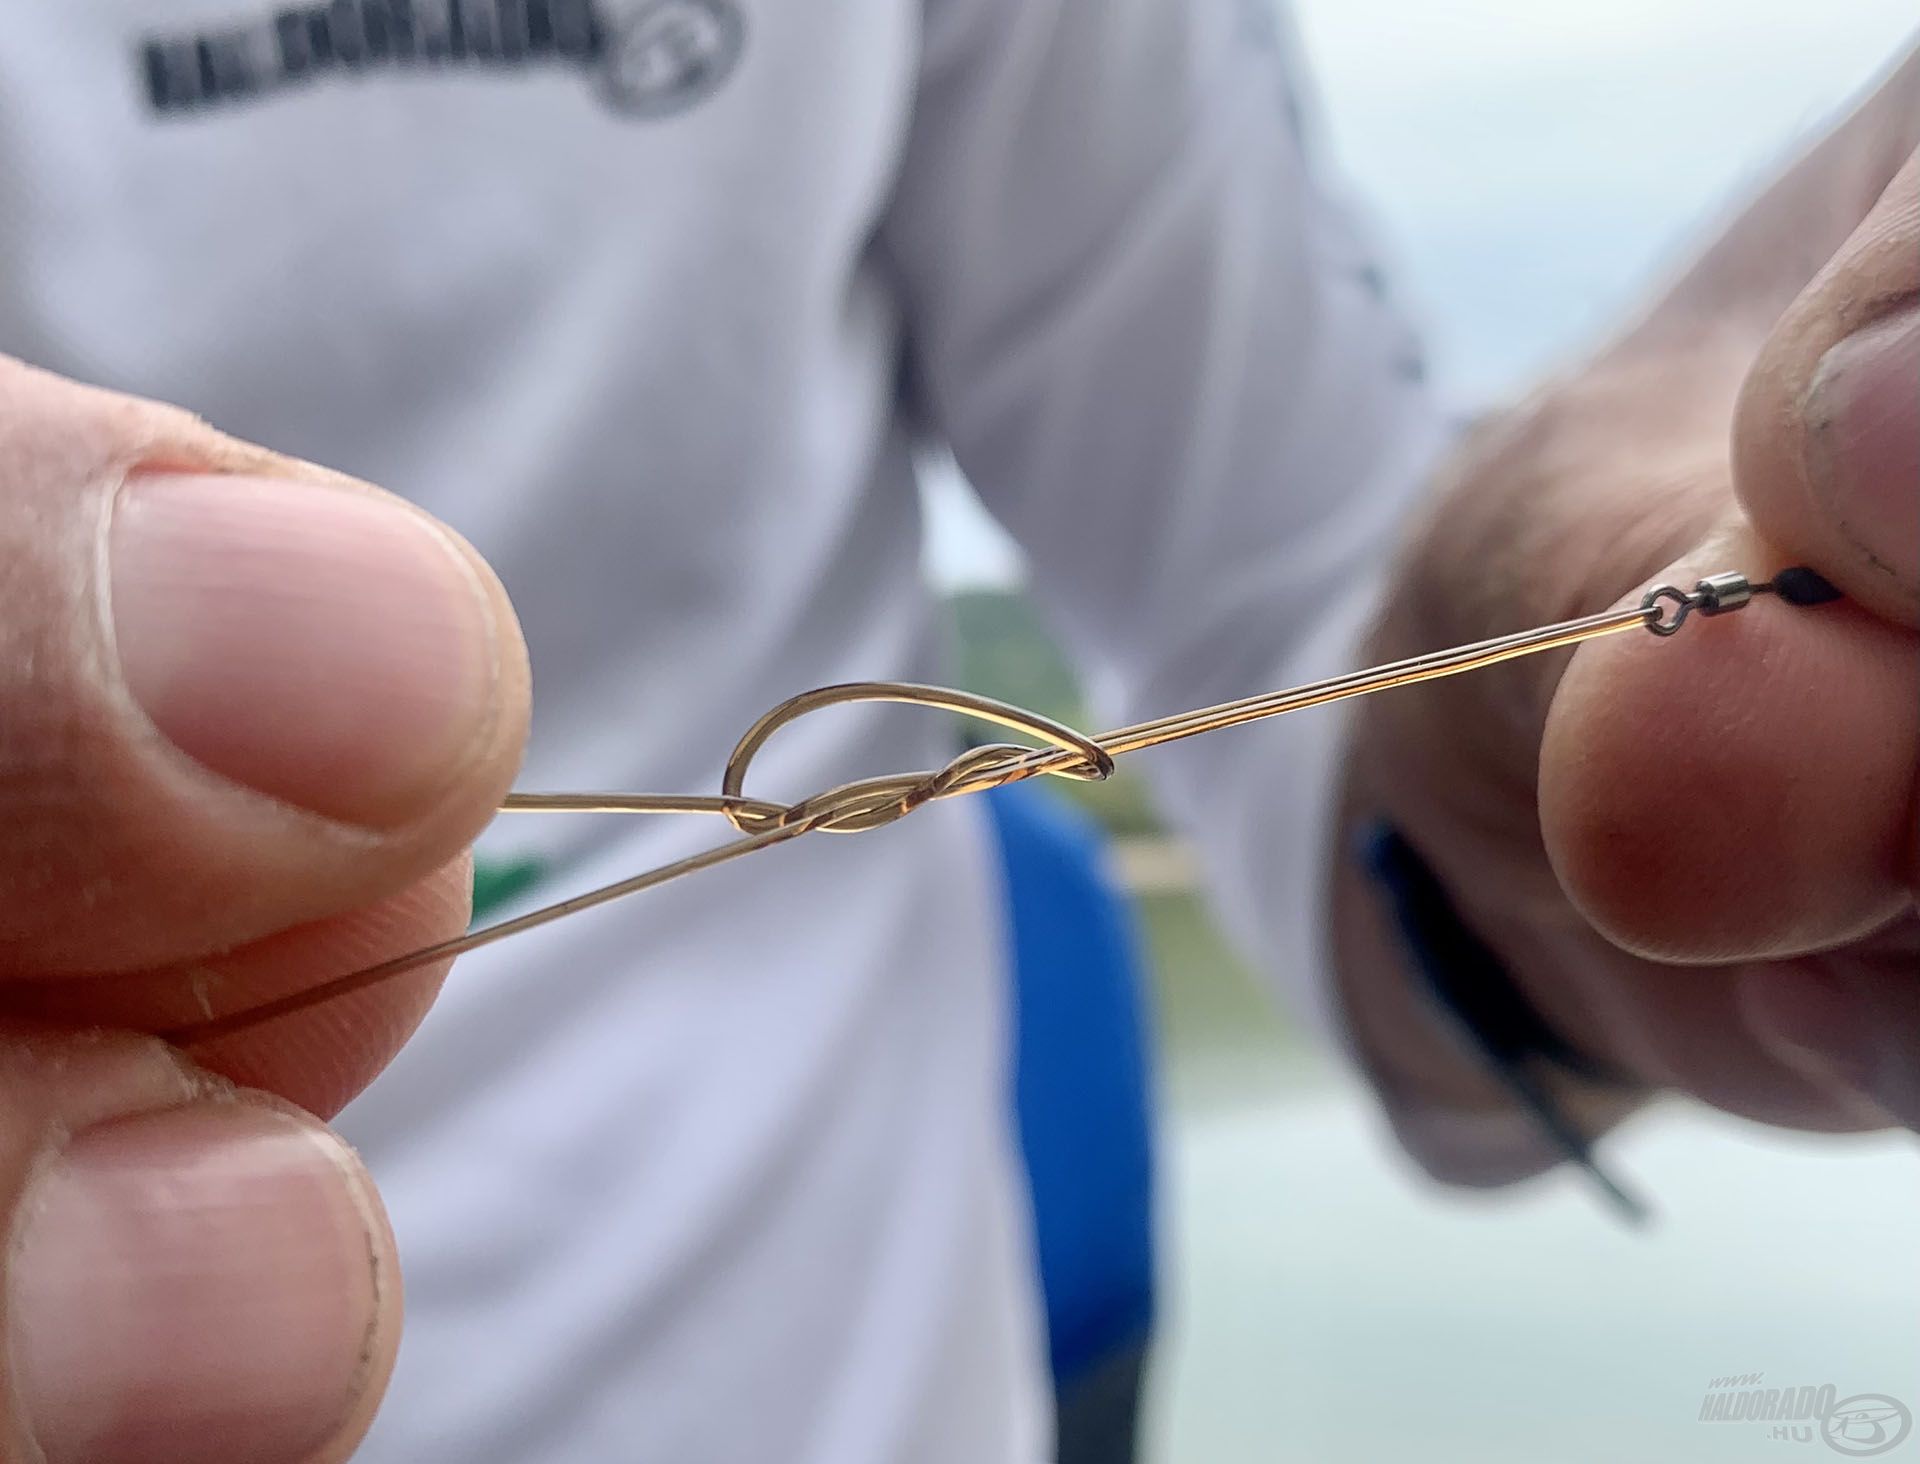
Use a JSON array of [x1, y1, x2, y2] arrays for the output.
[[924, 5, 1920, 1460]]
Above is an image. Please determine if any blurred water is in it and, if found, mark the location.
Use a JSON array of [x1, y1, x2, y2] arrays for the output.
[[1151, 1083, 1920, 1463], [1134, 870, 1920, 1461]]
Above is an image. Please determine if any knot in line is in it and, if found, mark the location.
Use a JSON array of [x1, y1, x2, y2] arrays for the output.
[[717, 682, 1114, 837]]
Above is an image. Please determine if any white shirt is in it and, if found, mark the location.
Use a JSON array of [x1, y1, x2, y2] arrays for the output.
[[1, 1, 1438, 1459]]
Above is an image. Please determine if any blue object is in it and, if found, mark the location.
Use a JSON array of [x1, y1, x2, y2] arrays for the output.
[[986, 782, 1157, 1385]]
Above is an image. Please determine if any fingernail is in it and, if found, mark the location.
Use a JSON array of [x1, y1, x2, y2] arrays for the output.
[[112, 473, 499, 826], [10, 1103, 388, 1464], [1740, 968, 1920, 1128], [1806, 302, 1920, 591]]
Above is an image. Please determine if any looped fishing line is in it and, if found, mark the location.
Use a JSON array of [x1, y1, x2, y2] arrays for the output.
[[162, 568, 1837, 1046]]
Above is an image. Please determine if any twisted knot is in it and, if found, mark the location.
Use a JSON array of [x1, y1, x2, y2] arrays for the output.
[[716, 683, 1115, 837]]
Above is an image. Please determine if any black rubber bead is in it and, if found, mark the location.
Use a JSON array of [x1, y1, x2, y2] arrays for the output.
[[1771, 567, 1844, 606]]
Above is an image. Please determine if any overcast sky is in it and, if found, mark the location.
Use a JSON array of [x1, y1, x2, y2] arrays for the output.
[[926, 1, 1917, 588], [1293, 0, 1916, 401]]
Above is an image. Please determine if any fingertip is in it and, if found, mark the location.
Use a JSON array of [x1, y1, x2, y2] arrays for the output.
[[1542, 557, 1915, 962], [0, 357, 531, 973], [8, 1090, 399, 1464]]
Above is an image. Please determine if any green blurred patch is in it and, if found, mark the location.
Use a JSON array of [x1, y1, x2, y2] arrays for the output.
[[1135, 891, 1324, 1108], [948, 589, 1162, 837], [471, 854, 550, 925], [949, 589, 1324, 1104]]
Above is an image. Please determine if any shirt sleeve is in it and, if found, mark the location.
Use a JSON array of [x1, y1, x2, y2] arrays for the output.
[[880, 0, 1447, 1043]]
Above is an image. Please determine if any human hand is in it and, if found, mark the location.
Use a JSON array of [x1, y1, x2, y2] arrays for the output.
[[0, 356, 528, 1460], [1332, 47, 1917, 1180]]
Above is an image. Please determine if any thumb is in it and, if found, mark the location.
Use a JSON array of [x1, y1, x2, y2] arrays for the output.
[[0, 1029, 396, 1464], [1735, 143, 1920, 625], [0, 354, 528, 973]]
